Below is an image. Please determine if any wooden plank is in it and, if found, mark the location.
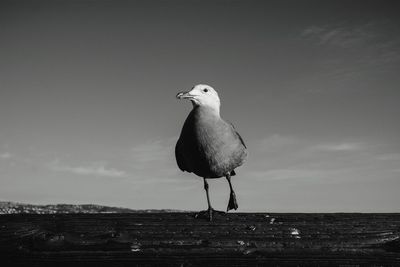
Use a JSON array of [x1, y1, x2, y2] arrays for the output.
[[1, 213, 400, 266]]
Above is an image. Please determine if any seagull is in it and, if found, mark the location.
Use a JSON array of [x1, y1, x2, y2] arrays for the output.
[[175, 84, 248, 221]]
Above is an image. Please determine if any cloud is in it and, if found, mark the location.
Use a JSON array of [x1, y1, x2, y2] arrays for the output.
[[0, 152, 12, 159], [301, 23, 377, 48], [131, 138, 176, 164], [249, 168, 326, 181], [245, 134, 400, 184], [301, 21, 400, 64], [258, 134, 297, 149], [130, 137, 178, 174], [297, 21, 400, 91], [47, 159, 127, 178], [376, 153, 400, 161], [313, 142, 363, 152]]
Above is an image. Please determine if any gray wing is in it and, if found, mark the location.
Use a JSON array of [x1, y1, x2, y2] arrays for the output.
[[226, 121, 248, 177], [229, 122, 247, 149], [235, 131, 247, 149]]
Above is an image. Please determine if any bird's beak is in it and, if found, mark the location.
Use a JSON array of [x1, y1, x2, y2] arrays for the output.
[[176, 91, 195, 99]]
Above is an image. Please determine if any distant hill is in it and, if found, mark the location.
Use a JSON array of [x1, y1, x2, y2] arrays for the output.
[[0, 201, 184, 214]]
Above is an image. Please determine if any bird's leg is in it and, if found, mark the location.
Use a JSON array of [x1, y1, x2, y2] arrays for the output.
[[204, 178, 213, 220], [226, 173, 239, 212], [195, 178, 225, 221]]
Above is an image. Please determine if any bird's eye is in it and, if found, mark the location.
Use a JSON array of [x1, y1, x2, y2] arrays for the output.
[[203, 88, 208, 93]]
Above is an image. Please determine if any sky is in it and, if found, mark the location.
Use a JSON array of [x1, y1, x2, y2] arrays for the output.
[[1, 0, 400, 212]]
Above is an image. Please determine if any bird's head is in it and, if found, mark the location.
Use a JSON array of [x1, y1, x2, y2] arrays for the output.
[[176, 84, 221, 112]]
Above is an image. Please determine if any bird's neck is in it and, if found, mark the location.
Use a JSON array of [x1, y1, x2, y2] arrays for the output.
[[194, 104, 220, 118]]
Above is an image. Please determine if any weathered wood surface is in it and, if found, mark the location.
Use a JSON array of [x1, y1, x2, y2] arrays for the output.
[[1, 213, 400, 266]]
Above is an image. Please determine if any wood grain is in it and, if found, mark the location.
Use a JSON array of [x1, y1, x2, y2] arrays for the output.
[[1, 213, 400, 266]]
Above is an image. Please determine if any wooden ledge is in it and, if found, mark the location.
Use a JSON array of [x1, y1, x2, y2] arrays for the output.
[[1, 213, 399, 266]]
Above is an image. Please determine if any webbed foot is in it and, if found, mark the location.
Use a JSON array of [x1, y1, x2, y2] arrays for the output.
[[195, 208, 226, 221], [227, 190, 238, 212]]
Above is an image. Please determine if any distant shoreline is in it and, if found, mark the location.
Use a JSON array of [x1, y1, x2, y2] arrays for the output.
[[0, 201, 188, 214]]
